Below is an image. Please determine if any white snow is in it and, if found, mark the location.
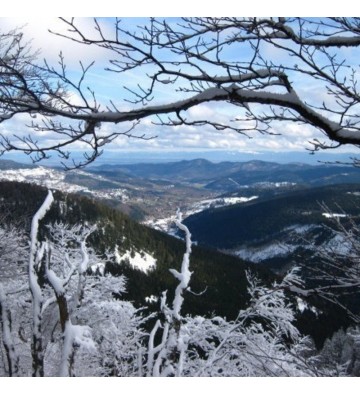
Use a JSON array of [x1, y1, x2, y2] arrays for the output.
[[144, 196, 258, 235], [185, 196, 258, 216], [145, 295, 159, 304], [253, 181, 297, 188], [60, 321, 96, 377], [228, 177, 241, 186], [115, 247, 156, 273], [29, 191, 54, 344], [171, 211, 192, 320], [235, 242, 299, 263], [234, 222, 352, 264], [0, 166, 129, 201], [296, 297, 318, 315], [90, 262, 105, 275], [0, 167, 84, 192], [324, 233, 353, 256], [46, 268, 65, 295], [322, 213, 347, 219], [233, 224, 320, 263], [90, 188, 129, 201]]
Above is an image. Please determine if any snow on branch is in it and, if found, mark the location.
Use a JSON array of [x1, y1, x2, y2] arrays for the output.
[[1, 18, 360, 166], [170, 210, 192, 320], [28, 190, 54, 377], [146, 211, 193, 376]]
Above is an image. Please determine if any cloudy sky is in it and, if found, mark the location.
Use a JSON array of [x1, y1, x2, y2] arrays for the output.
[[1, 12, 359, 165]]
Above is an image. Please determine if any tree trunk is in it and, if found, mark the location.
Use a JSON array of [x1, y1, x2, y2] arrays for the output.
[[0, 285, 19, 376]]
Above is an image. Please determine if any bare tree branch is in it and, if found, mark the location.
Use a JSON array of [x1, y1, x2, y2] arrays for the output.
[[1, 18, 360, 167]]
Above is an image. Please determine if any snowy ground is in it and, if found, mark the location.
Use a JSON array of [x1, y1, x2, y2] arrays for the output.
[[234, 242, 299, 263], [0, 166, 129, 201], [114, 246, 157, 273], [233, 224, 353, 263]]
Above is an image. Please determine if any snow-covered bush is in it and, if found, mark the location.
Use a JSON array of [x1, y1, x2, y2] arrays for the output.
[[2, 191, 358, 377], [0, 223, 29, 376], [144, 215, 320, 377], [0, 191, 147, 377]]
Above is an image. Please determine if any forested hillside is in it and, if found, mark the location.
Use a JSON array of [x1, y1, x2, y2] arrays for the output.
[[2, 16, 360, 379], [2, 180, 360, 377], [0, 181, 267, 319], [184, 184, 360, 249]]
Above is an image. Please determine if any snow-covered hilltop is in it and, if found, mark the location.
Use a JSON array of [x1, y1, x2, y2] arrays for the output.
[[0, 166, 129, 202], [0, 166, 85, 192]]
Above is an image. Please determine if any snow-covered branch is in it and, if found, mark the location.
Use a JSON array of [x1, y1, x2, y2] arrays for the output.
[[28, 190, 53, 377], [1, 18, 360, 166], [146, 212, 193, 377]]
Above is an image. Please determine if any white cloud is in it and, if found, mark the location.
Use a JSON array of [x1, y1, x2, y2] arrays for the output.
[[188, 104, 215, 119], [1, 18, 109, 66]]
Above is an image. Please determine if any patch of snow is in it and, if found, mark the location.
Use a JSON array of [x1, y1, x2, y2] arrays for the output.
[[0, 166, 86, 192], [0, 166, 129, 201], [145, 295, 159, 304], [284, 224, 318, 235], [143, 215, 178, 235], [234, 223, 353, 264], [296, 297, 307, 313], [323, 233, 353, 256], [114, 246, 156, 273], [91, 189, 129, 201], [252, 181, 297, 189], [186, 196, 258, 217], [235, 242, 299, 263], [322, 213, 347, 219], [296, 297, 318, 315], [90, 262, 105, 275], [47, 268, 65, 294]]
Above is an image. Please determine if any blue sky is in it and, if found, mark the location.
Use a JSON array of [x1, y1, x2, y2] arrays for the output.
[[1, 15, 360, 165]]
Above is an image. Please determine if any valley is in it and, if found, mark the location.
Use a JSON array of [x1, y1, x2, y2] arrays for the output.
[[2, 157, 360, 235], [2, 157, 360, 267], [1, 157, 360, 374]]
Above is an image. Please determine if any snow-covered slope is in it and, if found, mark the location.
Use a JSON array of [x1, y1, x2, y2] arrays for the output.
[[144, 195, 258, 235], [115, 246, 157, 273], [0, 166, 129, 201], [233, 223, 352, 264], [0, 167, 86, 192]]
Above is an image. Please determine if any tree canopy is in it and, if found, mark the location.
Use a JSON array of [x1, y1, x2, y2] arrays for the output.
[[1, 18, 360, 167]]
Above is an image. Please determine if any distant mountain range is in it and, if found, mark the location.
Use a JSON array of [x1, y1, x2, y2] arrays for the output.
[[2, 156, 360, 227], [90, 158, 360, 185]]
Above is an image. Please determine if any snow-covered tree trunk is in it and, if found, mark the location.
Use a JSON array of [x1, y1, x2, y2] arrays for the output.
[[43, 226, 97, 377], [28, 190, 54, 377], [0, 283, 19, 376], [74, 232, 93, 308], [146, 211, 192, 377], [44, 241, 77, 377]]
